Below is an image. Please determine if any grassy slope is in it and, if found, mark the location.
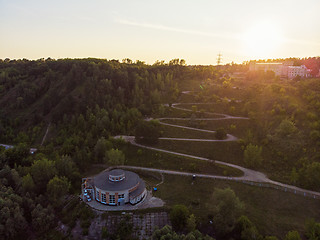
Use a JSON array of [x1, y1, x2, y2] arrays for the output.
[[153, 174, 320, 239], [161, 118, 252, 139], [155, 140, 244, 164], [160, 124, 217, 139], [145, 78, 320, 238], [121, 143, 243, 177]]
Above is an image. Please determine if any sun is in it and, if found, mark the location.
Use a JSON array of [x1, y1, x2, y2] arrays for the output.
[[242, 21, 284, 59]]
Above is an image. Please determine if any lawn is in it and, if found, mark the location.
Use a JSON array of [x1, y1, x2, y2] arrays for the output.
[[153, 174, 320, 239], [154, 140, 244, 165], [177, 102, 246, 117], [160, 118, 252, 139], [160, 124, 217, 139], [119, 143, 243, 177]]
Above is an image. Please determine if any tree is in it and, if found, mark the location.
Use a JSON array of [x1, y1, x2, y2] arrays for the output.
[[275, 119, 298, 138], [94, 137, 113, 163], [30, 158, 56, 192], [264, 236, 279, 240], [244, 144, 263, 167], [47, 175, 71, 202], [234, 215, 261, 240], [152, 225, 215, 240], [212, 188, 244, 236], [114, 216, 133, 240], [169, 204, 190, 231], [187, 214, 197, 232], [290, 167, 299, 184], [55, 155, 79, 182], [104, 148, 125, 165], [22, 173, 35, 193], [300, 162, 320, 190], [215, 128, 227, 140], [268, 119, 302, 155], [0, 187, 28, 240], [284, 231, 301, 240], [135, 120, 161, 144], [31, 204, 55, 234], [305, 218, 320, 240]]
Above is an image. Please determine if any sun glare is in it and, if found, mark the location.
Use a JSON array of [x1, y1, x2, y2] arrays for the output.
[[242, 21, 284, 59]]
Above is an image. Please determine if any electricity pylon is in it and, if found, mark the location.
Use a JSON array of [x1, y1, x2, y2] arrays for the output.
[[217, 52, 222, 66]]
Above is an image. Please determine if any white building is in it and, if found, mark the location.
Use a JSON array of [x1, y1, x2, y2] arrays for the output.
[[82, 169, 147, 206], [249, 62, 284, 76], [287, 65, 311, 79], [249, 62, 311, 79]]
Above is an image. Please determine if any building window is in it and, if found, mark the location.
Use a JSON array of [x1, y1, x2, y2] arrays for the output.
[[119, 194, 124, 199], [102, 193, 106, 203], [109, 195, 115, 204], [96, 191, 100, 201]]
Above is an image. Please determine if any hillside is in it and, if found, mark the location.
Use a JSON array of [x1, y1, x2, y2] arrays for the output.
[[1, 58, 320, 240]]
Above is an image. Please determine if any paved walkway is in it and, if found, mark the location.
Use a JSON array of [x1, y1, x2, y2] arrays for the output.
[[41, 122, 51, 146], [168, 102, 249, 119], [114, 99, 320, 199]]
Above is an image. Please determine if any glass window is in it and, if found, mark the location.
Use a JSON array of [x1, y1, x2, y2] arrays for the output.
[[119, 194, 124, 199], [101, 193, 106, 203], [109, 195, 115, 204]]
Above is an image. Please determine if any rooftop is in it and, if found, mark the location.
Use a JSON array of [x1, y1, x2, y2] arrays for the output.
[[256, 63, 282, 65], [94, 169, 142, 191]]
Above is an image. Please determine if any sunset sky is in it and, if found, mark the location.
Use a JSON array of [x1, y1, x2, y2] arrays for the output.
[[1, 0, 319, 65]]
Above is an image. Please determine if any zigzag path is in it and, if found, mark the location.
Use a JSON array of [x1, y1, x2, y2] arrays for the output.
[[115, 98, 320, 198]]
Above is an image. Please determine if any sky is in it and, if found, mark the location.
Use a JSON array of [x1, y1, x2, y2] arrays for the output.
[[0, 0, 319, 65]]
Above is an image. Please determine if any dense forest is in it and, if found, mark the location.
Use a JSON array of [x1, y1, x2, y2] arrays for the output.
[[0, 58, 193, 239], [1, 57, 320, 239]]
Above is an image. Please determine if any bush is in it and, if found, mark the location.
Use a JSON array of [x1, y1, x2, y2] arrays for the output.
[[170, 204, 190, 231], [215, 128, 227, 140], [243, 144, 263, 168]]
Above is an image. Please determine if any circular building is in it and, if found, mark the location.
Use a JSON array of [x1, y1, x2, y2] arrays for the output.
[[91, 169, 146, 206]]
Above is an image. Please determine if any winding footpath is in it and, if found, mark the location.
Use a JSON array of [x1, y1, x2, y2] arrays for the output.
[[115, 100, 320, 199]]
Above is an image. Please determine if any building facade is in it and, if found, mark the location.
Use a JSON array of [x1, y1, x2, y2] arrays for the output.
[[287, 65, 311, 79], [249, 62, 311, 79], [82, 169, 147, 206], [249, 62, 284, 76]]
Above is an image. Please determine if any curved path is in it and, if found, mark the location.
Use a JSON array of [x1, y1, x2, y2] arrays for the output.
[[154, 102, 248, 142], [168, 102, 249, 120], [114, 99, 320, 198], [116, 136, 320, 198]]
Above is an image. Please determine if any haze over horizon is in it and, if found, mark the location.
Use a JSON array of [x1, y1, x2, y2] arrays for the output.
[[1, 0, 319, 65]]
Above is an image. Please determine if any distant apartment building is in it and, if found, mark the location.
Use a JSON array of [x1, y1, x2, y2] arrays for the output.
[[287, 65, 311, 79], [249, 62, 283, 76], [249, 62, 311, 79]]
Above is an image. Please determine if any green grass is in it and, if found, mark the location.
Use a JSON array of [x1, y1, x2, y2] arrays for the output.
[[160, 124, 217, 139], [177, 102, 246, 116], [154, 106, 193, 119], [153, 174, 320, 239], [120, 143, 243, 177], [178, 92, 197, 103], [155, 140, 244, 165], [178, 78, 203, 93], [130, 170, 163, 190], [161, 118, 252, 139]]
